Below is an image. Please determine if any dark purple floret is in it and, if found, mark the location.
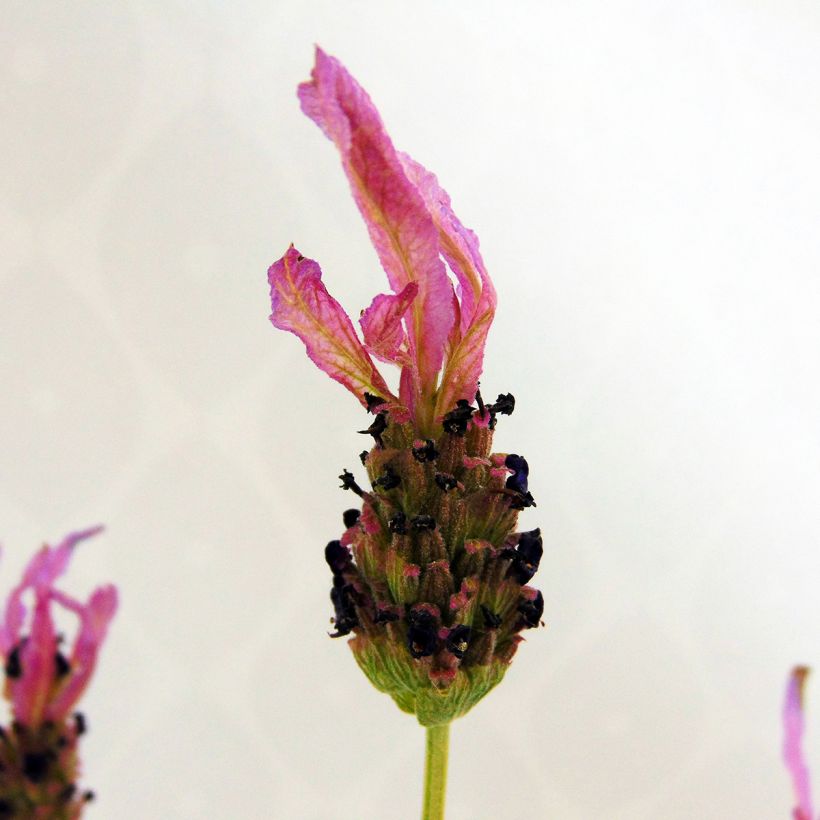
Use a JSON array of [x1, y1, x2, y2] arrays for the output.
[[504, 454, 529, 494], [410, 514, 436, 531], [374, 606, 400, 624], [490, 393, 515, 416], [434, 473, 458, 492], [442, 399, 474, 435], [342, 508, 360, 529], [445, 625, 472, 659], [506, 528, 543, 584], [487, 392, 515, 429], [388, 511, 407, 534], [364, 392, 387, 413], [330, 576, 359, 637], [339, 469, 364, 496], [373, 465, 401, 491], [325, 540, 353, 574], [508, 491, 536, 511], [518, 590, 544, 629], [358, 411, 388, 447], [406, 610, 438, 658], [412, 439, 439, 462]]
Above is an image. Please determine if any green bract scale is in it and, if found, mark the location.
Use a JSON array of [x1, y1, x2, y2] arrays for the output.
[[327, 393, 544, 727]]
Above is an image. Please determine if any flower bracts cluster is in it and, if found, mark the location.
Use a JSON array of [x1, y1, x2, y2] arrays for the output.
[[0, 528, 117, 817], [328, 393, 543, 725], [268, 50, 544, 725]]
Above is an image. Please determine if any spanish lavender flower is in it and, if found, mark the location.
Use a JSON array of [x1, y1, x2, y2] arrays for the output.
[[268, 48, 544, 818], [0, 527, 117, 817], [784, 667, 815, 820]]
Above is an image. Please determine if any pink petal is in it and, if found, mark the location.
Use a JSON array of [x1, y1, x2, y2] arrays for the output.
[[47, 585, 118, 721], [298, 48, 456, 392], [0, 526, 102, 655], [784, 666, 814, 820], [268, 246, 394, 407], [399, 154, 495, 334], [398, 154, 496, 419], [14, 595, 59, 727], [359, 281, 418, 365]]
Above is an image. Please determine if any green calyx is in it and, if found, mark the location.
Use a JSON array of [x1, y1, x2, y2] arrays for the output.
[[351, 633, 508, 726]]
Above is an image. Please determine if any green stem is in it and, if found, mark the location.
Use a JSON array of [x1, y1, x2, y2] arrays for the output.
[[421, 723, 450, 820]]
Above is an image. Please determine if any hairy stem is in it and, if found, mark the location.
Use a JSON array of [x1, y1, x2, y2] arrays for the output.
[[422, 723, 450, 820]]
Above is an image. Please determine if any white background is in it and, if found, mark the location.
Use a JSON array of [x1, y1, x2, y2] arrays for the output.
[[2, 2, 819, 817]]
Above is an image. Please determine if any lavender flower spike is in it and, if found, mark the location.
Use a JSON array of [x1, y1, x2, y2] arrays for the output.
[[267, 49, 543, 819], [0, 527, 117, 817]]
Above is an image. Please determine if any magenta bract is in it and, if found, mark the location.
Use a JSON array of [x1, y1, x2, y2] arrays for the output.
[[268, 48, 497, 434], [784, 667, 815, 820], [0, 526, 117, 729]]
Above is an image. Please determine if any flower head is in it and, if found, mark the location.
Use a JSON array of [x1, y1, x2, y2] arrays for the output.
[[268, 50, 542, 727], [0, 527, 117, 815], [269, 47, 496, 436], [784, 666, 815, 820]]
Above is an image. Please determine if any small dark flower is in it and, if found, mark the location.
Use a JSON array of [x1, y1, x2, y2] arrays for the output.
[[410, 515, 436, 531], [434, 473, 458, 492], [339, 469, 364, 496], [412, 439, 439, 462], [445, 625, 472, 659], [442, 400, 474, 435], [518, 590, 544, 629], [504, 454, 529, 494], [342, 508, 361, 529], [330, 577, 359, 637], [388, 512, 408, 534], [373, 465, 401, 491], [325, 540, 353, 574], [406, 610, 438, 658], [374, 606, 400, 624], [505, 529, 543, 584], [358, 412, 388, 448], [364, 392, 387, 413], [490, 393, 515, 416]]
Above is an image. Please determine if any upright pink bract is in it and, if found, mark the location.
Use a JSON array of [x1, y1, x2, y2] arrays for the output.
[[784, 667, 815, 820], [268, 48, 497, 435], [0, 526, 118, 729]]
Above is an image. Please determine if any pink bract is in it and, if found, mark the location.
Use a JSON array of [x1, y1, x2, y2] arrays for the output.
[[0, 526, 118, 729], [268, 48, 497, 435], [784, 667, 815, 820]]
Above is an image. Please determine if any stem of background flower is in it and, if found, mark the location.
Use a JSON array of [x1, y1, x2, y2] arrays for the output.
[[421, 723, 450, 820]]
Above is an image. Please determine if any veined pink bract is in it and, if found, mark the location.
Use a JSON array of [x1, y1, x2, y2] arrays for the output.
[[268, 48, 496, 436], [0, 526, 117, 729]]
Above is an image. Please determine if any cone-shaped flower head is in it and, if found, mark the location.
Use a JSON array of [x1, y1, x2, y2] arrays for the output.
[[0, 527, 117, 816], [784, 667, 816, 820], [268, 50, 542, 726]]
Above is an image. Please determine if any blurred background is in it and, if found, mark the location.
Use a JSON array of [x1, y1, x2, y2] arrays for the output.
[[2, 1, 819, 817]]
